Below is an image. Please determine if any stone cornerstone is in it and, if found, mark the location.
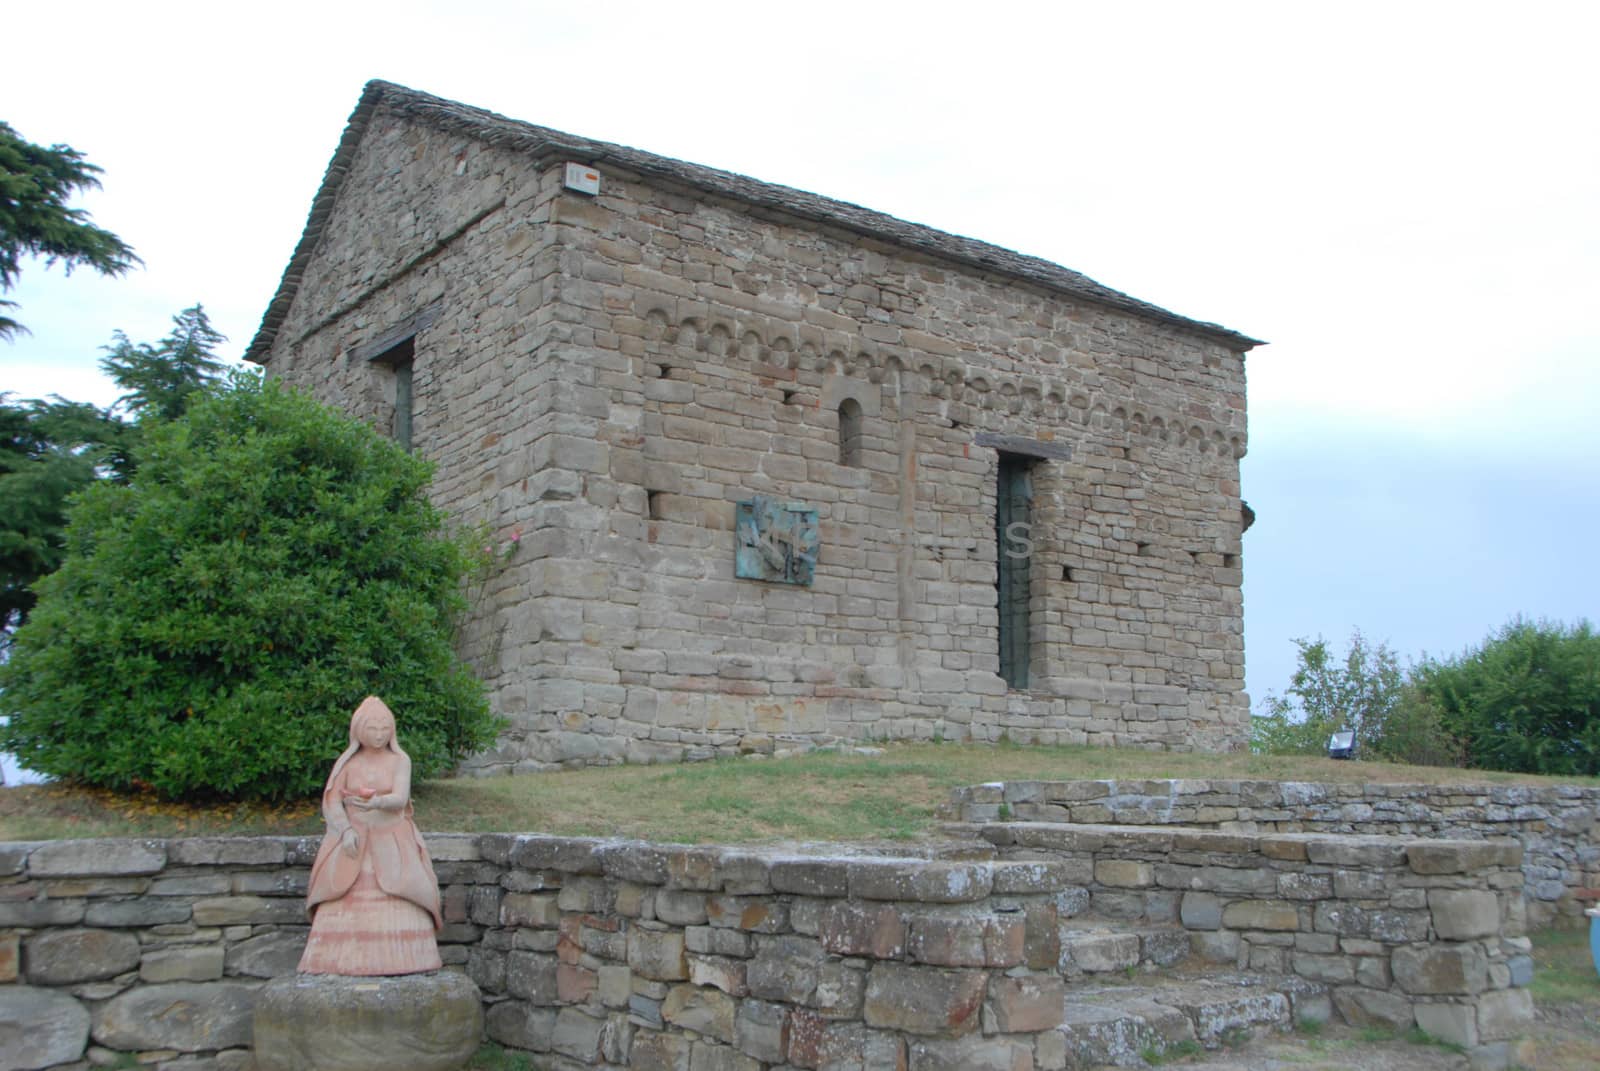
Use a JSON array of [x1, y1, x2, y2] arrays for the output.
[[246, 81, 1262, 770]]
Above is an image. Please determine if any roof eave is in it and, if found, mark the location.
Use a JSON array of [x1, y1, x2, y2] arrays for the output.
[[246, 81, 1263, 364]]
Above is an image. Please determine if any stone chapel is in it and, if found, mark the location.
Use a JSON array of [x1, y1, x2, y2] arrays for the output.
[[247, 81, 1261, 771]]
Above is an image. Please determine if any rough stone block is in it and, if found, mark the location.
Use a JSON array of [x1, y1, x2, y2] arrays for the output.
[[770, 859, 850, 898], [558, 876, 615, 914], [664, 848, 723, 892], [191, 896, 303, 926], [252, 972, 483, 1071], [1258, 836, 1311, 862], [1368, 909, 1430, 944], [1276, 872, 1332, 900], [630, 928, 688, 986], [983, 974, 1064, 1033], [1023, 901, 1060, 970], [0, 843, 35, 877], [821, 901, 905, 959], [557, 962, 597, 1003], [602, 842, 672, 886], [662, 984, 737, 1043], [24, 928, 140, 985], [28, 839, 165, 877], [550, 1006, 607, 1063], [167, 837, 286, 866], [85, 897, 194, 927], [1094, 860, 1153, 888], [1414, 1001, 1478, 1049], [1331, 986, 1414, 1031], [1062, 931, 1140, 972], [1221, 900, 1300, 931], [1331, 871, 1387, 899], [686, 926, 751, 958], [1392, 945, 1488, 995], [1191, 930, 1240, 964], [688, 954, 747, 996], [92, 981, 257, 1051], [989, 860, 1073, 894], [0, 898, 85, 927], [1291, 952, 1355, 984], [1141, 929, 1191, 967], [1428, 889, 1500, 940], [1407, 841, 1520, 875], [1475, 986, 1534, 1041], [502, 891, 562, 928], [689, 1038, 760, 1071], [706, 895, 787, 933], [907, 1035, 1033, 1071], [599, 963, 632, 1008], [0, 986, 91, 1069], [656, 889, 710, 926], [863, 963, 985, 1037], [630, 1028, 690, 1070], [506, 950, 560, 1002], [747, 936, 834, 1007], [1180, 892, 1223, 930], [734, 999, 789, 1064], [848, 860, 992, 903], [486, 1001, 557, 1052], [1305, 839, 1405, 868], [140, 945, 225, 983]]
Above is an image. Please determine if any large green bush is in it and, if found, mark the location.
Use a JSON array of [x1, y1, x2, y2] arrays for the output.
[[1413, 619, 1600, 776], [0, 376, 498, 800]]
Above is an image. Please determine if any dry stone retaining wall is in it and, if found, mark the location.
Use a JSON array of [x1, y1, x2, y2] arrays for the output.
[[967, 819, 1533, 1057], [1, 827, 1534, 1070], [947, 778, 1600, 925]]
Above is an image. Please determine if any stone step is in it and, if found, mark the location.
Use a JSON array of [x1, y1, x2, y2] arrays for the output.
[[1058, 917, 1193, 976], [1057, 973, 1326, 1069]]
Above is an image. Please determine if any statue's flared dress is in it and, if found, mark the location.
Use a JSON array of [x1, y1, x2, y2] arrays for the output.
[[298, 758, 443, 975]]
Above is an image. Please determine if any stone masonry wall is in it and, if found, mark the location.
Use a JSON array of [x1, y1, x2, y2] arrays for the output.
[[965, 820, 1534, 1056], [259, 95, 1255, 770], [947, 778, 1600, 926], [2, 828, 1529, 1070]]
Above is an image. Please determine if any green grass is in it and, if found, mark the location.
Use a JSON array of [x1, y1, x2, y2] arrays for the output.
[[1140, 1039, 1203, 1065], [467, 1044, 541, 1071], [2, 740, 1595, 843], [1530, 925, 1600, 1004], [1404, 1026, 1467, 1054]]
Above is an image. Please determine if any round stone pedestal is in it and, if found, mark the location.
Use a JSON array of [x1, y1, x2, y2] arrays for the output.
[[253, 971, 483, 1071]]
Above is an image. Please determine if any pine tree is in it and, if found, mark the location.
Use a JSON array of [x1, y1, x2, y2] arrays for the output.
[[0, 395, 127, 642], [100, 304, 228, 422], [0, 121, 139, 339]]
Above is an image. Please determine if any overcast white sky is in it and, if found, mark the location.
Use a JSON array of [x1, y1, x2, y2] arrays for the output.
[[3, 0, 1597, 718]]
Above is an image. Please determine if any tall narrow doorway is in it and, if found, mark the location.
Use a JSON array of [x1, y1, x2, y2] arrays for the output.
[[996, 453, 1034, 689]]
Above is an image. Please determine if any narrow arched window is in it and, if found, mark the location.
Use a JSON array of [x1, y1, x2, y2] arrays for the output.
[[838, 398, 863, 467]]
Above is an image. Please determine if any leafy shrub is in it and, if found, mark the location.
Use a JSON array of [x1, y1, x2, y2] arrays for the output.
[[0, 376, 497, 800], [1413, 619, 1600, 776], [1251, 633, 1405, 755], [1251, 632, 1465, 766]]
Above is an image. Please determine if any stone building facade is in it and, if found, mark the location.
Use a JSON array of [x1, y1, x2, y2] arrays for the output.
[[247, 82, 1261, 771]]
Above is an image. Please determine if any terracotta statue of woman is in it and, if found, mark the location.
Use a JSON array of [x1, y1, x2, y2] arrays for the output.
[[298, 696, 443, 975]]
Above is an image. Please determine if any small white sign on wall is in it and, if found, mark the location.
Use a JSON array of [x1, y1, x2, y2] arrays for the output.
[[564, 162, 601, 196]]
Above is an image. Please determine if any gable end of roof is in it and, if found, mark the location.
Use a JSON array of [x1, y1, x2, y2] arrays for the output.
[[246, 81, 1262, 363]]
